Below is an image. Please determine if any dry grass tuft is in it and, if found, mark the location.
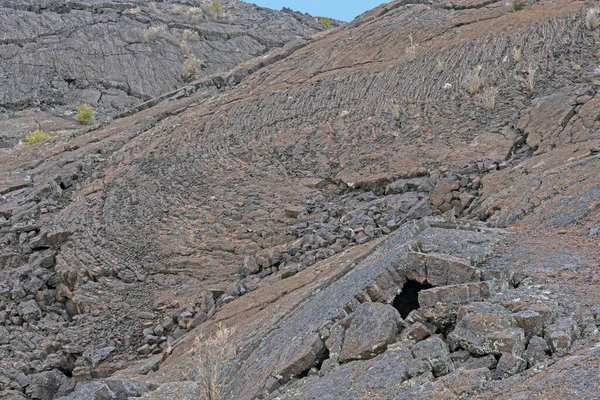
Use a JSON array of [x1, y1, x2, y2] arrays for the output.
[[481, 87, 499, 110], [436, 57, 445, 74], [512, 47, 522, 64], [405, 34, 419, 60], [586, 7, 600, 30], [526, 63, 537, 91], [463, 65, 482, 96], [190, 324, 236, 400]]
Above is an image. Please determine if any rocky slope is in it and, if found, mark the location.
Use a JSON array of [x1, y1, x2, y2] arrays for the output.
[[2, 0, 600, 399], [0, 0, 329, 149]]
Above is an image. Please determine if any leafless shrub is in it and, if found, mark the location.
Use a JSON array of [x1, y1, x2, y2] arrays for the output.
[[526, 63, 537, 91], [190, 325, 236, 400], [512, 47, 522, 64], [143, 25, 165, 43], [188, 7, 203, 23], [171, 4, 188, 14], [436, 57, 445, 74], [405, 34, 419, 60], [180, 40, 191, 58], [463, 65, 482, 96], [481, 86, 499, 110], [182, 29, 200, 42], [183, 55, 205, 81], [506, 0, 527, 11], [586, 7, 600, 30]]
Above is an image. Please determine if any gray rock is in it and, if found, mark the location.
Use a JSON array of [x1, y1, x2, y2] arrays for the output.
[[411, 336, 455, 377], [523, 335, 550, 367], [82, 346, 115, 368], [56, 381, 114, 400], [27, 369, 74, 400], [494, 352, 527, 379], [439, 367, 491, 398], [17, 299, 41, 321], [339, 302, 403, 362], [448, 303, 525, 357]]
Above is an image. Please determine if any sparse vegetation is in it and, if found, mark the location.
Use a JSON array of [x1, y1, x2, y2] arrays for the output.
[[481, 86, 499, 110], [405, 34, 419, 60], [75, 104, 94, 125], [463, 65, 482, 96], [319, 17, 333, 29], [143, 25, 165, 42], [207, 0, 223, 20], [24, 129, 51, 146], [526, 64, 537, 91], [187, 7, 203, 23], [586, 7, 600, 30], [171, 4, 188, 14], [512, 47, 522, 64], [506, 0, 527, 12], [182, 29, 200, 42], [183, 56, 205, 81], [436, 57, 445, 74], [180, 40, 191, 58], [190, 324, 236, 400]]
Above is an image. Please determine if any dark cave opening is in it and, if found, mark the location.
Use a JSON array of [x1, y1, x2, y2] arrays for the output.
[[393, 280, 434, 319]]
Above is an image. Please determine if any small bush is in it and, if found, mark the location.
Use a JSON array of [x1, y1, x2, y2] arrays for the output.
[[171, 4, 188, 14], [207, 0, 223, 19], [319, 17, 333, 29], [187, 7, 203, 23], [481, 86, 499, 110], [191, 324, 236, 400], [463, 65, 482, 96], [24, 129, 51, 146], [183, 56, 205, 81], [75, 104, 95, 125], [182, 29, 200, 42], [143, 25, 165, 42], [180, 40, 191, 58], [586, 7, 600, 30], [507, 0, 527, 11]]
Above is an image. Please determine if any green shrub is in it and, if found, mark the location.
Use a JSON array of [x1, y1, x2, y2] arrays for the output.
[[24, 129, 51, 146], [319, 17, 333, 29], [207, 0, 223, 19], [75, 104, 95, 125]]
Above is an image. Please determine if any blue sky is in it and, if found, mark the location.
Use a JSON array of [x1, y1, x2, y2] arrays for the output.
[[250, 0, 386, 22]]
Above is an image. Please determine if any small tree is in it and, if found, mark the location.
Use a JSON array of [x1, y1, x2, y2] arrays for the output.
[[207, 0, 223, 19], [191, 324, 236, 400], [76, 104, 95, 125]]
